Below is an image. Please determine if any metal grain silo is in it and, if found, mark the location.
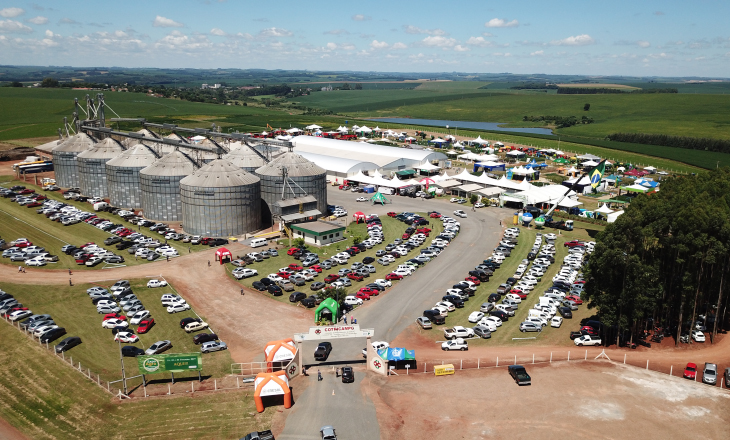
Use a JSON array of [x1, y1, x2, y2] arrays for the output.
[[179, 159, 261, 236], [105, 144, 157, 209], [51, 133, 94, 188], [255, 151, 328, 223], [139, 150, 197, 221], [76, 138, 124, 198], [223, 142, 268, 172]]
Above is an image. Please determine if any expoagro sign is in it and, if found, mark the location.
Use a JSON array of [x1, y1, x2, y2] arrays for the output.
[[137, 353, 202, 374]]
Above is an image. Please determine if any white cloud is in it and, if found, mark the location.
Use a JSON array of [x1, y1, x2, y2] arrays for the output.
[[0, 8, 24, 18], [370, 39, 389, 49], [551, 34, 595, 46], [27, 16, 47, 25], [0, 19, 32, 33], [326, 42, 337, 50], [454, 45, 469, 52], [391, 42, 407, 49], [482, 32, 494, 37], [352, 14, 371, 21], [467, 36, 492, 47], [616, 39, 651, 48], [403, 25, 447, 36], [485, 18, 519, 28], [492, 52, 512, 57], [259, 27, 292, 37], [637, 40, 650, 48], [421, 35, 456, 47], [324, 29, 349, 35], [45, 29, 53, 37], [153, 16, 183, 28], [530, 50, 544, 56], [210, 28, 225, 36]]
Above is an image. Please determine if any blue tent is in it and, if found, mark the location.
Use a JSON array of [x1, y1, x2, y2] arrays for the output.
[[525, 159, 547, 169], [377, 347, 416, 361]]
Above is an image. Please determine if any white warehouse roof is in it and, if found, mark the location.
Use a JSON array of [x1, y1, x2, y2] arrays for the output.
[[297, 152, 379, 175]]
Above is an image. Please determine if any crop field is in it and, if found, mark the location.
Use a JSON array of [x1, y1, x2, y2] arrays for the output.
[[230, 214, 443, 307], [0, 177, 209, 270], [415, 225, 597, 348], [0, 278, 232, 382], [0, 316, 274, 439]]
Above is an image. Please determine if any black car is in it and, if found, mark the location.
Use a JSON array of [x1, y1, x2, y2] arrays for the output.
[[289, 291, 307, 302], [116, 241, 134, 250], [314, 342, 332, 361], [569, 331, 583, 340], [506, 277, 517, 286], [208, 238, 229, 247], [91, 295, 114, 305], [54, 336, 81, 352], [63, 246, 79, 255], [180, 317, 200, 329], [193, 333, 218, 345], [301, 296, 317, 308], [268, 285, 283, 296], [362, 256, 375, 264], [488, 293, 501, 303], [106, 255, 125, 263], [442, 295, 465, 307], [104, 236, 122, 245], [558, 307, 573, 318], [366, 283, 385, 291], [490, 310, 509, 321], [260, 278, 273, 286], [310, 281, 325, 291], [252, 281, 267, 291], [341, 366, 354, 383], [40, 327, 67, 343], [121, 346, 145, 357]]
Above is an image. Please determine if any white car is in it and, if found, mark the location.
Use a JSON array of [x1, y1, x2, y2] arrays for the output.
[[168, 303, 191, 314], [160, 294, 185, 307], [25, 257, 46, 267], [393, 268, 411, 277], [453, 210, 467, 218], [551, 316, 563, 328], [477, 318, 497, 332], [374, 279, 392, 288], [356, 197, 367, 202], [267, 274, 283, 282], [114, 332, 139, 343], [184, 321, 209, 333], [574, 335, 602, 346], [692, 330, 706, 342], [468, 311, 485, 323], [435, 301, 455, 312], [362, 341, 389, 357], [344, 296, 363, 306], [233, 268, 258, 279], [33, 325, 59, 337], [484, 316, 502, 327], [158, 248, 178, 257], [147, 279, 168, 288], [102, 318, 128, 329], [474, 202, 485, 208], [129, 310, 151, 325], [441, 338, 468, 351]]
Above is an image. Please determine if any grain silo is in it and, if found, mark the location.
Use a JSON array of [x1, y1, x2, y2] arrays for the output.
[[76, 138, 124, 198], [254, 151, 327, 225], [223, 142, 269, 173], [179, 159, 261, 236], [51, 133, 94, 188], [139, 150, 197, 221], [105, 144, 158, 209]]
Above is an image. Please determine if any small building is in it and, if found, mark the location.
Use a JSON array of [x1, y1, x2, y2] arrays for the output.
[[290, 221, 346, 246]]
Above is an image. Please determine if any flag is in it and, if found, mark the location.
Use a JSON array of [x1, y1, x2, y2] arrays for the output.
[[589, 160, 606, 189]]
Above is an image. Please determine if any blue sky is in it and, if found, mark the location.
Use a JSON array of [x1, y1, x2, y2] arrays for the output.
[[0, 0, 729, 77]]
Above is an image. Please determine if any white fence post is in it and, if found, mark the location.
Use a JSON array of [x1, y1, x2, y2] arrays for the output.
[[168, 383, 171, 395], [532, 354, 535, 364], [460, 359, 462, 370], [568, 351, 570, 362], [585, 350, 587, 360], [192, 382, 194, 393], [237, 377, 240, 388], [496, 357, 499, 367], [624, 354, 626, 364], [514, 355, 516, 365], [477, 358, 480, 369], [670, 366, 673, 376], [646, 360, 649, 370], [215, 380, 217, 391], [550, 352, 552, 363]]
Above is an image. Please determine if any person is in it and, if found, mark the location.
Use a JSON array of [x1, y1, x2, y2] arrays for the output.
[[343, 315, 348, 324], [22, 267, 26, 273], [18, 266, 21, 273], [240, 289, 244, 296], [336, 368, 340, 377], [69, 278, 72, 286], [352, 317, 357, 324], [317, 369, 322, 381], [188, 246, 191, 254], [135, 255, 138, 261], [166, 256, 169, 262], [208, 260, 211, 267], [68, 269, 72, 276], [499, 219, 502, 227]]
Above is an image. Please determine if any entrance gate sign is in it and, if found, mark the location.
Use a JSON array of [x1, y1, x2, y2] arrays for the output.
[[137, 353, 202, 374], [294, 324, 375, 342]]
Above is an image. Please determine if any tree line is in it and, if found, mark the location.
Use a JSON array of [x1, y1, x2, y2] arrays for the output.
[[523, 115, 594, 128], [584, 168, 730, 345], [607, 132, 730, 154], [510, 83, 558, 90], [557, 87, 678, 94]]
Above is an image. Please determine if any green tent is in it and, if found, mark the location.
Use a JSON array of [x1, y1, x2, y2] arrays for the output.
[[554, 158, 570, 164], [370, 192, 390, 205], [314, 298, 340, 323]]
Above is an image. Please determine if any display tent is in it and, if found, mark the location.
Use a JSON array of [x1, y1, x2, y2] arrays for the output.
[[419, 162, 440, 171], [353, 211, 366, 223], [315, 298, 340, 323], [607, 210, 625, 223], [254, 371, 292, 413], [595, 204, 614, 214], [264, 338, 297, 371], [370, 192, 391, 205], [215, 247, 232, 265]]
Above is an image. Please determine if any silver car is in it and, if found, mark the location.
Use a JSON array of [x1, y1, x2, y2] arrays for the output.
[[201, 340, 227, 353], [703, 363, 717, 385]]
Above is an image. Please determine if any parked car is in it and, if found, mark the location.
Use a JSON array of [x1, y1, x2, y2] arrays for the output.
[[145, 340, 172, 355], [683, 362, 697, 380], [702, 363, 718, 385], [314, 342, 333, 361], [193, 333, 218, 345], [122, 346, 146, 357], [415, 316, 432, 329], [201, 340, 228, 353], [441, 338, 468, 351], [574, 335, 602, 346], [341, 366, 354, 383], [184, 321, 209, 333], [55, 336, 82, 353], [508, 365, 531, 386]]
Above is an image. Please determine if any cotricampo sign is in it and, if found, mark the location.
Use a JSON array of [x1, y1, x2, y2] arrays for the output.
[[137, 353, 202, 374]]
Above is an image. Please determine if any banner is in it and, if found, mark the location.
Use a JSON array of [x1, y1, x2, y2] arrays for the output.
[[137, 353, 202, 374]]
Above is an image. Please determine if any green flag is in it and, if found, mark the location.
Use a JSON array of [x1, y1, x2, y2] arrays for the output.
[[589, 160, 606, 189]]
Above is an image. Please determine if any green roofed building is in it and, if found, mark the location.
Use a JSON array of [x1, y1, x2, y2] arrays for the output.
[[290, 221, 346, 246]]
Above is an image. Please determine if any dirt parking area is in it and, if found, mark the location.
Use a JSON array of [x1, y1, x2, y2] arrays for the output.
[[365, 361, 730, 440]]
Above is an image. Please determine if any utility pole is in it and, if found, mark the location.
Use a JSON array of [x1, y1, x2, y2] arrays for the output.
[[118, 338, 127, 395]]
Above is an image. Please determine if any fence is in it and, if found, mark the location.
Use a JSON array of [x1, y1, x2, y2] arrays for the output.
[[231, 361, 288, 376]]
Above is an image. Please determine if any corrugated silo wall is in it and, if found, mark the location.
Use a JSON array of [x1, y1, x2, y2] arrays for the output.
[[77, 158, 110, 198], [257, 172, 328, 219], [180, 182, 261, 236], [52, 151, 81, 188], [140, 174, 185, 221], [106, 165, 145, 209]]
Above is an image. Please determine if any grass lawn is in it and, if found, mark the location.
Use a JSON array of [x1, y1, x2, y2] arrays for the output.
[[230, 213, 443, 308], [0, 318, 274, 440], [419, 225, 596, 347], [0, 278, 232, 382], [0, 177, 209, 270]]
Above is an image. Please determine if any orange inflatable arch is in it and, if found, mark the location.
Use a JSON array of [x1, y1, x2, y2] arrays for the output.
[[254, 371, 292, 413]]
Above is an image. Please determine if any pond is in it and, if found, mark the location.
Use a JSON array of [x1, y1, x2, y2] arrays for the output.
[[367, 118, 554, 136]]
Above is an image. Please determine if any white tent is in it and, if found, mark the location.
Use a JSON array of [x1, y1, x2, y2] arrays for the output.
[[337, 126, 349, 132], [445, 135, 456, 141], [191, 135, 207, 142], [471, 136, 489, 145], [352, 125, 360, 130], [595, 204, 614, 214], [494, 142, 504, 147], [419, 162, 440, 171], [286, 127, 302, 134], [506, 150, 525, 157], [445, 149, 460, 155], [510, 166, 538, 176], [554, 150, 565, 155], [404, 136, 416, 141], [566, 166, 579, 174], [577, 153, 601, 160], [582, 160, 599, 167], [458, 152, 481, 161], [617, 166, 626, 172], [453, 141, 464, 149], [276, 135, 293, 140], [431, 138, 447, 144], [358, 126, 372, 133], [373, 126, 382, 132], [358, 137, 370, 140], [305, 124, 322, 130], [261, 131, 269, 136], [644, 166, 657, 172], [607, 210, 625, 223]]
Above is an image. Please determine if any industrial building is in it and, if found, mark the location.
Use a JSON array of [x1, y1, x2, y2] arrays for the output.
[[52, 132, 94, 187], [139, 150, 198, 221], [105, 144, 158, 209], [77, 137, 124, 198]]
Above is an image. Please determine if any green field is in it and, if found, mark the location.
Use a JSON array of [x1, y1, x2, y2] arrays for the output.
[[0, 315, 273, 439], [231, 214, 443, 307], [0, 278, 231, 382]]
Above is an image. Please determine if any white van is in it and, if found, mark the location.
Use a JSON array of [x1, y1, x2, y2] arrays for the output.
[[539, 297, 557, 308], [250, 238, 267, 248], [528, 309, 549, 321], [93, 201, 109, 211]]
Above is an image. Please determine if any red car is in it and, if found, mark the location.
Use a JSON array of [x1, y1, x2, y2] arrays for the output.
[[324, 274, 340, 283], [277, 271, 292, 279], [358, 287, 379, 296], [347, 273, 364, 282], [103, 313, 126, 321], [287, 247, 300, 256], [511, 290, 527, 299], [402, 233, 411, 240], [26, 202, 42, 208], [429, 212, 441, 218], [465, 276, 481, 286], [2, 307, 28, 317], [288, 264, 303, 272], [355, 291, 371, 301], [385, 273, 403, 281], [683, 362, 697, 380], [347, 247, 360, 255], [565, 295, 583, 304], [310, 265, 323, 273], [564, 240, 585, 248], [580, 326, 599, 336], [417, 228, 431, 234], [81, 242, 95, 248], [14, 241, 31, 248], [573, 280, 586, 285], [387, 212, 397, 217], [33, 195, 47, 201], [19, 189, 35, 194], [138, 318, 155, 333], [75, 254, 92, 264]]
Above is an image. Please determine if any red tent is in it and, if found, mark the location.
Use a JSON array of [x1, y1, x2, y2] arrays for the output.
[[215, 247, 232, 265], [353, 212, 365, 223]]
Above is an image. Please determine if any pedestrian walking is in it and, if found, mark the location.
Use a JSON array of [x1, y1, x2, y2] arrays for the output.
[[317, 369, 322, 381], [18, 266, 22, 273], [69, 278, 73, 286], [68, 269, 72, 276], [208, 260, 211, 267], [240, 289, 244, 296], [336, 368, 340, 377], [188, 246, 191, 253], [166, 256, 169, 262], [135, 255, 138, 261], [22, 267, 26, 273]]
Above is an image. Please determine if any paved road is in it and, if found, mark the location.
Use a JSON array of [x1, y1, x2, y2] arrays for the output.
[[279, 188, 509, 439]]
